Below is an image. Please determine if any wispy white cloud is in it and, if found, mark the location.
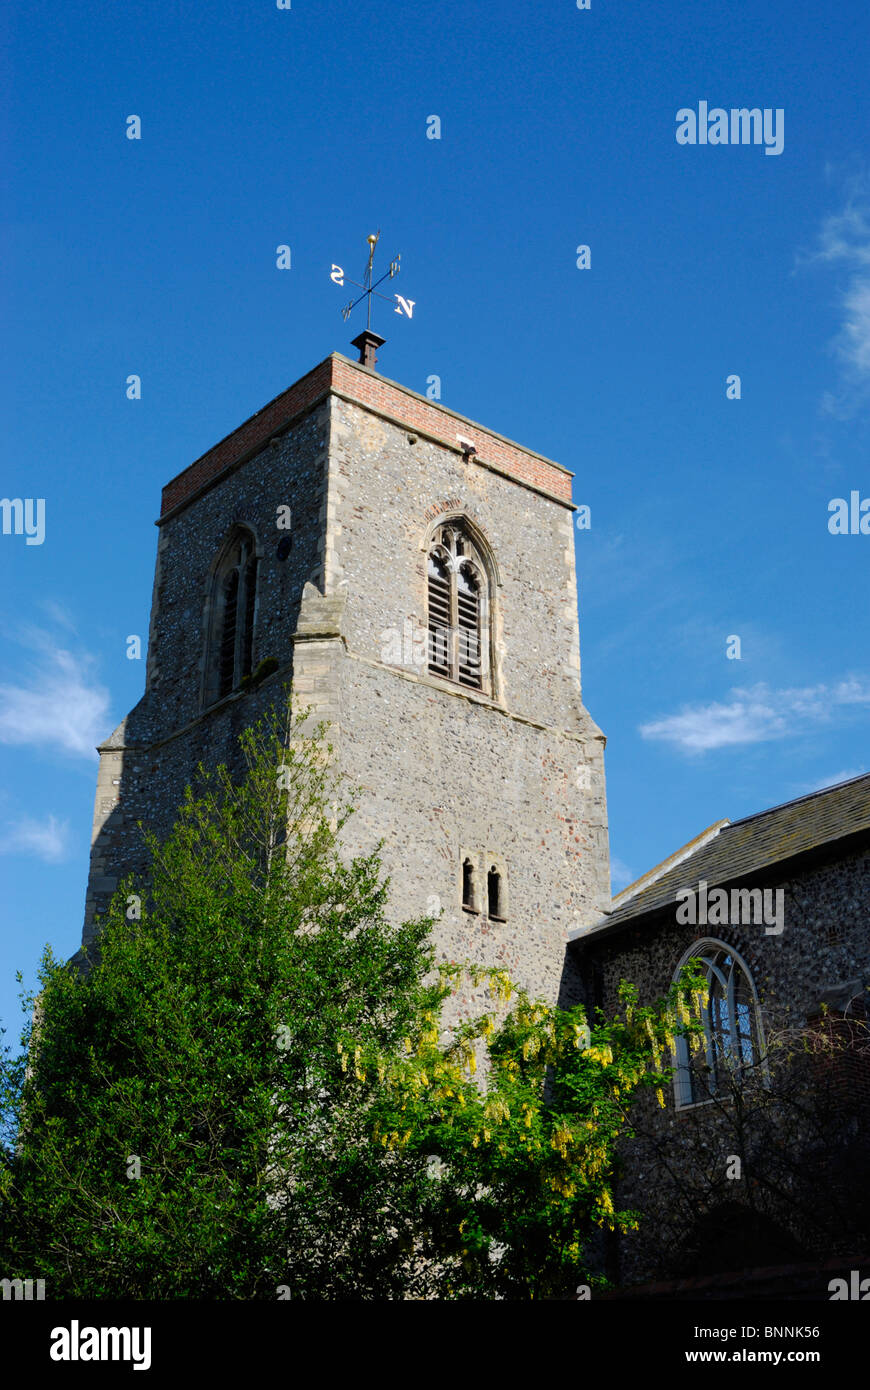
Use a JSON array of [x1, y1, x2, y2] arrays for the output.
[[803, 176, 870, 414], [640, 678, 870, 754], [813, 190, 870, 268], [36, 599, 78, 633], [0, 813, 71, 863], [792, 766, 866, 796], [0, 627, 111, 759], [610, 856, 635, 894], [837, 278, 870, 380]]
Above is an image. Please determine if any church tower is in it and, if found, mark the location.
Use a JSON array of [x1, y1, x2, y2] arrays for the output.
[[78, 349, 610, 1003]]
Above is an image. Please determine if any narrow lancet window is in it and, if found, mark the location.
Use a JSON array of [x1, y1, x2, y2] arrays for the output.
[[487, 866, 502, 918], [462, 858, 476, 911]]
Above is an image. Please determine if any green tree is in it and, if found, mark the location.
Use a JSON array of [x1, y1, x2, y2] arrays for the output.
[[0, 694, 704, 1299]]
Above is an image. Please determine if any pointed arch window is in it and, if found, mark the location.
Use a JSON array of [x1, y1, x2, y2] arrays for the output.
[[427, 522, 491, 692], [205, 529, 258, 705], [487, 866, 503, 919], [462, 858, 477, 912], [673, 942, 765, 1108]]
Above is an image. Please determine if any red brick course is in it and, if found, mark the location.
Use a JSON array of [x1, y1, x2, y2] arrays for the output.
[[159, 358, 334, 517], [160, 354, 573, 518]]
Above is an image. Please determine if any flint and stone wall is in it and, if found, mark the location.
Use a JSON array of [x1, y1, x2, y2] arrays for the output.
[[78, 357, 611, 1006], [569, 843, 870, 1287]]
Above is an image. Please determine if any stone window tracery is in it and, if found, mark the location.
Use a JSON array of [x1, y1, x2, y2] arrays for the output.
[[673, 941, 764, 1108], [204, 527, 258, 705], [426, 522, 490, 693]]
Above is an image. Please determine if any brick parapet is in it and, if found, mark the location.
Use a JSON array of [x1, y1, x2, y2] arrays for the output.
[[159, 354, 573, 520]]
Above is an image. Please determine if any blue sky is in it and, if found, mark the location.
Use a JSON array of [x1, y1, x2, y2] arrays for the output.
[[2, 0, 870, 1035]]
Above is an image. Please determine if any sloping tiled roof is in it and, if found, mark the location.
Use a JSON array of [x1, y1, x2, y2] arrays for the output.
[[578, 770, 870, 938]]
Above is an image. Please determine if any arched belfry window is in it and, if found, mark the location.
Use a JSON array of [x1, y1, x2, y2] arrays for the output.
[[204, 528, 258, 705], [427, 521, 491, 692], [673, 941, 765, 1108]]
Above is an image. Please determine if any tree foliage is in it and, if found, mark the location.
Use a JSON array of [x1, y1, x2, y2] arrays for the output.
[[0, 696, 705, 1298], [605, 998, 870, 1282]]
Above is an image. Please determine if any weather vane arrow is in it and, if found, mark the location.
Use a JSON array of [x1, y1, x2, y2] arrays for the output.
[[329, 231, 415, 369]]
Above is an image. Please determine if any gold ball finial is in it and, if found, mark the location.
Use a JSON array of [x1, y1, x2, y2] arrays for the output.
[[367, 233, 378, 246]]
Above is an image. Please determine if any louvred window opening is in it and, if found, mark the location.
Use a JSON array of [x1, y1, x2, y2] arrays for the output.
[[426, 524, 488, 691]]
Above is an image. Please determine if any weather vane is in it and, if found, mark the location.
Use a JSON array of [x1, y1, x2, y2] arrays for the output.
[[330, 231, 415, 369]]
